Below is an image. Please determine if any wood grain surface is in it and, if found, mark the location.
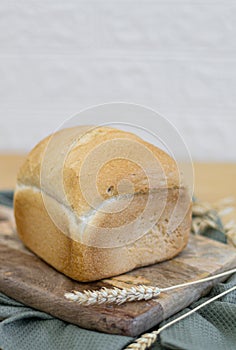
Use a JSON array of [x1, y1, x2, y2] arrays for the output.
[[0, 206, 236, 336]]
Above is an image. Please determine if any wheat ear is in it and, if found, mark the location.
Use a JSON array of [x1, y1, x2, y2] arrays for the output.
[[65, 285, 161, 305], [65, 268, 236, 305]]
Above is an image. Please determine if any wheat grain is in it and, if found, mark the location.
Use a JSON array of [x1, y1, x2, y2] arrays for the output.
[[65, 285, 161, 305]]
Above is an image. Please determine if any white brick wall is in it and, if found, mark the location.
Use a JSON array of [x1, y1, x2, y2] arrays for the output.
[[0, 1, 236, 160]]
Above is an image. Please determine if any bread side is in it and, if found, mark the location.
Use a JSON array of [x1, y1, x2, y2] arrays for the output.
[[14, 185, 191, 282]]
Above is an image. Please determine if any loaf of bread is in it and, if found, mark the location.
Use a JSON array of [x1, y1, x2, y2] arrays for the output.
[[14, 126, 192, 282]]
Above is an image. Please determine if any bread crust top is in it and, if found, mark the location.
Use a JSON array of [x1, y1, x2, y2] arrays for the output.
[[17, 126, 180, 219]]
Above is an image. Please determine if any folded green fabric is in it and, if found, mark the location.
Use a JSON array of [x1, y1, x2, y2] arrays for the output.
[[0, 293, 132, 350], [0, 191, 235, 350]]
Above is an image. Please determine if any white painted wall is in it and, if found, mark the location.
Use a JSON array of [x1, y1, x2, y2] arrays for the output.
[[0, 1, 236, 160]]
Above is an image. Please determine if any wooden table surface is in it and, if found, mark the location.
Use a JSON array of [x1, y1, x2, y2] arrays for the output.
[[0, 154, 236, 219]]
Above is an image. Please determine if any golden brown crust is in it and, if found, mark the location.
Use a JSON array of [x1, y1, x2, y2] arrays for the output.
[[17, 126, 180, 215], [14, 126, 192, 282]]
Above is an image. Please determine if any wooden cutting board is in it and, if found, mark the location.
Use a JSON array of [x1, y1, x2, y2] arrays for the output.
[[0, 204, 236, 337]]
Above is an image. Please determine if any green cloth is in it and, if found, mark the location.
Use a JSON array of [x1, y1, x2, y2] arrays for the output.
[[0, 191, 235, 350], [0, 191, 14, 208]]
